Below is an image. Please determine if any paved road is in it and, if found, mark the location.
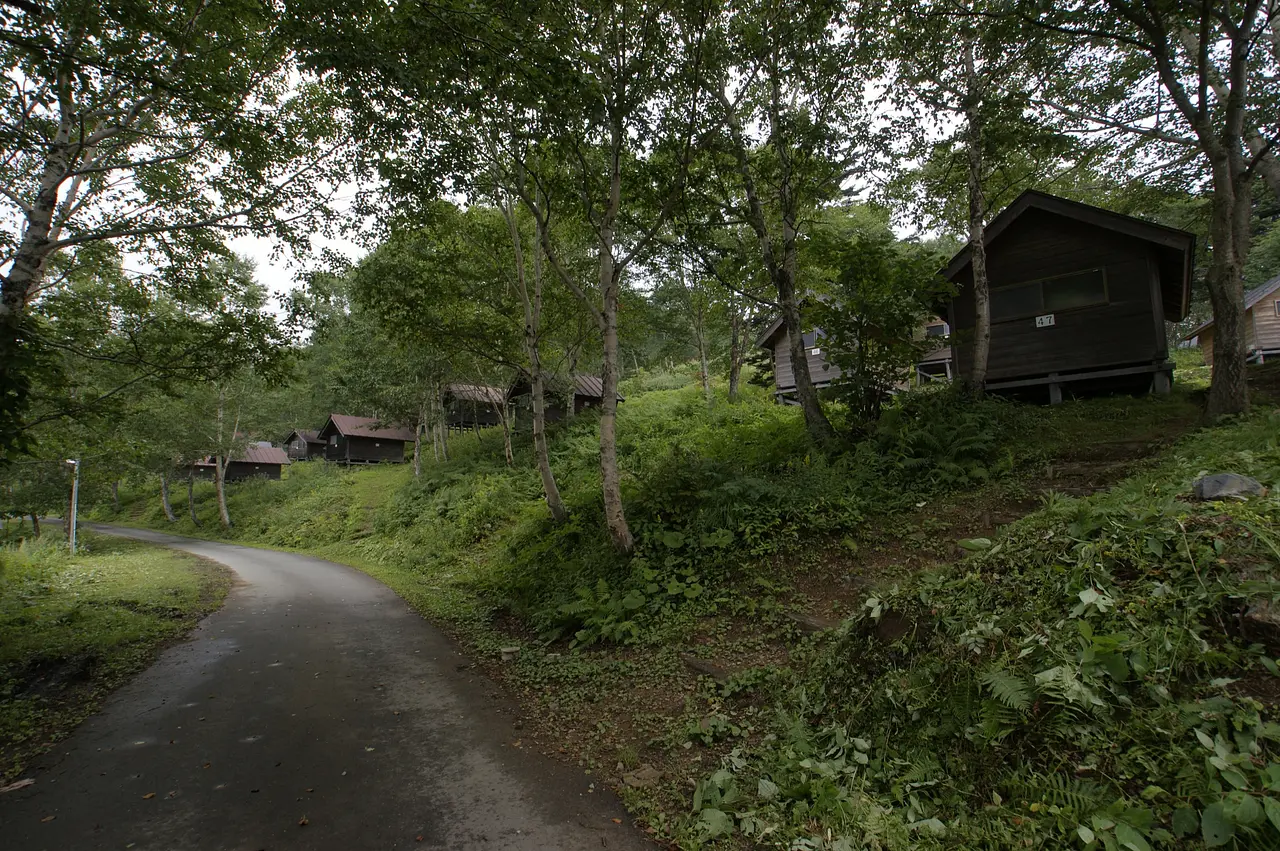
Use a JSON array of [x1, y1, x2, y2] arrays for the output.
[[1, 525, 650, 851]]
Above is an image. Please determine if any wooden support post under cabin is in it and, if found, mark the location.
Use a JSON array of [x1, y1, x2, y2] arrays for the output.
[[1048, 374, 1062, 405], [1153, 367, 1171, 395]]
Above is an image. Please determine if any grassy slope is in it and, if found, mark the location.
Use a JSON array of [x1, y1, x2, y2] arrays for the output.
[[0, 533, 231, 782], [96, 356, 1280, 848]]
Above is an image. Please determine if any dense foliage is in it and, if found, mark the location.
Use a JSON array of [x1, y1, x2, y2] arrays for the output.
[[690, 411, 1280, 849]]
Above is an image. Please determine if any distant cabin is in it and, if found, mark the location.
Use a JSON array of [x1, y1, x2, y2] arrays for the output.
[[317, 414, 415, 464], [193, 443, 291, 481], [442, 384, 506, 431], [507, 373, 624, 422], [756, 317, 954, 403], [283, 429, 324, 461], [945, 190, 1194, 403], [1186, 273, 1280, 365]]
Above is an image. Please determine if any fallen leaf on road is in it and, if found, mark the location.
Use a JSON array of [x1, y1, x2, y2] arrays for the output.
[[364, 747, 375, 752], [305, 788, 313, 793], [415, 836, 423, 842], [142, 793, 156, 800], [41, 815, 55, 822], [0, 778, 34, 793], [612, 818, 622, 824], [298, 816, 309, 826], [203, 763, 210, 769]]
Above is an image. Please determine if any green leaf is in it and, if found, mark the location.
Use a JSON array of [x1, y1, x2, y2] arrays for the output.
[[757, 778, 778, 801], [1114, 823, 1150, 851], [1221, 768, 1250, 790], [980, 669, 1031, 710], [1196, 729, 1216, 750], [958, 537, 992, 551], [1171, 807, 1198, 837], [660, 530, 685, 549], [1077, 824, 1096, 844], [1263, 796, 1280, 832], [1223, 791, 1264, 826], [699, 807, 733, 838], [1202, 803, 1235, 847]]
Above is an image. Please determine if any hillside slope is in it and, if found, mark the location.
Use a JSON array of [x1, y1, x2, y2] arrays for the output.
[[99, 367, 1280, 848]]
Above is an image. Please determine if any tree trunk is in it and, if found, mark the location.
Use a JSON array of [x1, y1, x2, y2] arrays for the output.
[[30, 513, 40, 536], [964, 36, 992, 393], [516, 195, 568, 521], [214, 457, 233, 528], [112, 481, 120, 513], [1205, 158, 1251, 417], [413, 411, 423, 477], [728, 301, 744, 403], [160, 472, 177, 522], [187, 468, 201, 527], [714, 79, 834, 445], [598, 121, 633, 552]]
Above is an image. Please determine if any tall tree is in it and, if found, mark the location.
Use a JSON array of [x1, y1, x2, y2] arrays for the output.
[[0, 0, 350, 455], [696, 0, 863, 446]]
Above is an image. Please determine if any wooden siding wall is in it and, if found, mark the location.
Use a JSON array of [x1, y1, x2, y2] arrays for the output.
[[951, 210, 1165, 381], [1253, 299, 1280, 352], [324, 435, 407, 463], [1205, 299, 1280, 365], [224, 461, 283, 482], [773, 334, 841, 391]]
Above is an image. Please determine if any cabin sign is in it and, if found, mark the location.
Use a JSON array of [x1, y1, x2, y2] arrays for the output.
[[1035, 314, 1055, 328]]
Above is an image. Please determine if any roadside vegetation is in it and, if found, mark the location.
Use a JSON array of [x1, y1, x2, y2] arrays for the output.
[[93, 356, 1280, 849], [0, 533, 231, 783]]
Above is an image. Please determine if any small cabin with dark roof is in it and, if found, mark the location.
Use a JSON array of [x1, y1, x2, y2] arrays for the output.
[[1186, 273, 1280, 365], [443, 384, 506, 431], [756, 317, 954, 403], [318, 414, 415, 464], [283, 429, 325, 461], [944, 190, 1195, 402], [507, 373, 624, 422], [193, 443, 291, 481]]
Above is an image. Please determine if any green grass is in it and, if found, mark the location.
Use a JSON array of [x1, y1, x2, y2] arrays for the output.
[[0, 532, 231, 781]]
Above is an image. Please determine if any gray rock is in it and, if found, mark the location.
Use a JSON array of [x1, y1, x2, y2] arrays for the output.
[[623, 764, 661, 789], [1192, 473, 1267, 501]]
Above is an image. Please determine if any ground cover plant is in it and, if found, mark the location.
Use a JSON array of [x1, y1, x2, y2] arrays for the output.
[[0, 532, 231, 782], [685, 409, 1280, 849]]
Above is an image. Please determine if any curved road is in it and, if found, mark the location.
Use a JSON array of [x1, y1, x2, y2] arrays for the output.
[[1, 525, 651, 851]]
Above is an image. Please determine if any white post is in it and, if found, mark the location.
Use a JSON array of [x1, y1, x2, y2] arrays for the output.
[[66, 458, 79, 555]]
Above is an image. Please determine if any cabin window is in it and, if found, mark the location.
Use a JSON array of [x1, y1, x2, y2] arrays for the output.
[[329, 435, 337, 445], [925, 322, 949, 337], [991, 283, 1042, 322], [1274, 299, 1280, 316], [991, 268, 1108, 322], [1044, 270, 1108, 312]]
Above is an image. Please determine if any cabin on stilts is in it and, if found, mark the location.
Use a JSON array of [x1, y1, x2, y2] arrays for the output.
[[944, 190, 1195, 403], [442, 384, 506, 432], [506, 373, 624, 422], [192, 443, 291, 481], [1186, 273, 1280, 365], [317, 414, 414, 464], [282, 429, 324, 461]]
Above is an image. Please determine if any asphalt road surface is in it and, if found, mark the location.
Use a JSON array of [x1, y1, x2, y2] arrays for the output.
[[1, 525, 651, 851]]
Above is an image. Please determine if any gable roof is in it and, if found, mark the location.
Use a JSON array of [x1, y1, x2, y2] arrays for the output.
[[1186, 272, 1280, 338], [756, 314, 787, 349], [444, 383, 506, 406], [194, 444, 290, 467], [283, 429, 323, 446], [507, 373, 625, 402], [944, 189, 1196, 321], [319, 414, 416, 442]]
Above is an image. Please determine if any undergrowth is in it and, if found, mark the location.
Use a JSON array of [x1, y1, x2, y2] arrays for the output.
[[686, 410, 1280, 850]]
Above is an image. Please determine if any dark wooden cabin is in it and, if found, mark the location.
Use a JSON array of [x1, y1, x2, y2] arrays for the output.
[[283, 429, 325, 461], [756, 317, 954, 403], [317, 414, 415, 464], [507, 374, 625, 422], [945, 190, 1194, 402], [1186, 273, 1280, 365], [193, 443, 291, 481], [443, 384, 505, 431]]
